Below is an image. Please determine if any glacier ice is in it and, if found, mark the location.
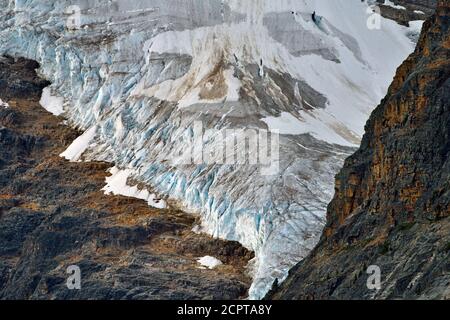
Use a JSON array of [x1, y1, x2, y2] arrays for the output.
[[0, 0, 420, 299]]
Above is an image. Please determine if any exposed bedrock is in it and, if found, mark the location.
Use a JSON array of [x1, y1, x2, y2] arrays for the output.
[[268, 1, 449, 300], [0, 58, 253, 299]]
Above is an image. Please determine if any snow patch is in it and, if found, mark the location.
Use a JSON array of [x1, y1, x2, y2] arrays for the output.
[[409, 20, 425, 33], [0, 98, 9, 108], [60, 126, 97, 162], [102, 166, 167, 209], [39, 87, 64, 116]]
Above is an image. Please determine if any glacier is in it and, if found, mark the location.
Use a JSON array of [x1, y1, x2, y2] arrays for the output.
[[0, 0, 420, 299]]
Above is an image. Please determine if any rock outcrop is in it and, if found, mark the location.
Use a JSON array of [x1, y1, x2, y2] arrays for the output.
[[376, 0, 437, 25], [0, 57, 253, 299], [268, 1, 449, 300]]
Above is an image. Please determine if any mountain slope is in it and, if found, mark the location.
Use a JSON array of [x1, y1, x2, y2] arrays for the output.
[[268, 1, 449, 300], [0, 0, 423, 298], [376, 0, 437, 26], [0, 57, 252, 299]]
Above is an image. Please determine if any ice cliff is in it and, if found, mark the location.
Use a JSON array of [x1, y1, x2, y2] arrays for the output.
[[0, 0, 421, 298]]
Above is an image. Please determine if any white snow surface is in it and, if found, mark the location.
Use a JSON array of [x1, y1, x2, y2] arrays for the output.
[[409, 20, 425, 33], [197, 256, 223, 269], [39, 87, 64, 116], [0, 98, 9, 108], [0, 0, 423, 299]]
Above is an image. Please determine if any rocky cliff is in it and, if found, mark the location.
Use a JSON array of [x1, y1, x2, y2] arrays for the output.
[[268, 1, 449, 300]]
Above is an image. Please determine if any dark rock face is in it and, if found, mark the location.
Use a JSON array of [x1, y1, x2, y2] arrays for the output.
[[0, 56, 49, 99], [268, 2, 449, 300], [376, 0, 437, 25], [0, 58, 253, 299]]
